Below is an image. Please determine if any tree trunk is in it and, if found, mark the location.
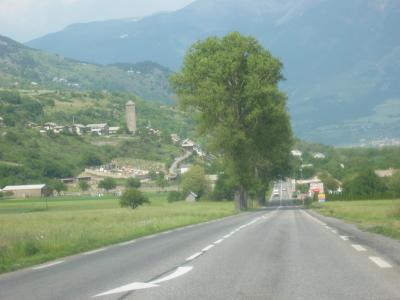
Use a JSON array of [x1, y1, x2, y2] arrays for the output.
[[235, 186, 248, 211], [257, 188, 267, 207]]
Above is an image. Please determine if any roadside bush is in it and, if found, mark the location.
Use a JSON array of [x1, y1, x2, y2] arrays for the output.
[[167, 191, 182, 203], [120, 188, 150, 209]]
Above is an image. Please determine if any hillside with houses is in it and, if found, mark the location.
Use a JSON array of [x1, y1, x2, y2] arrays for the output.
[[0, 88, 201, 196]]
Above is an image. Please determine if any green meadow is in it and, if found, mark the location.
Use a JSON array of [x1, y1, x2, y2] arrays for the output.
[[0, 194, 236, 273], [312, 200, 400, 240]]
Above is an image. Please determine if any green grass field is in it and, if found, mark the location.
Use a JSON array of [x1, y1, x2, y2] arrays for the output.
[[312, 200, 400, 240], [0, 194, 236, 273]]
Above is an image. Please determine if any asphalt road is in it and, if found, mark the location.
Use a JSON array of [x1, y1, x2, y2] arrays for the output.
[[1, 185, 400, 299]]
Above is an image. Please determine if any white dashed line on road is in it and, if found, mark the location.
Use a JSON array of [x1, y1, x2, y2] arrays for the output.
[[352, 244, 367, 252], [186, 252, 202, 261], [369, 256, 392, 268], [339, 236, 349, 241], [202, 244, 214, 252]]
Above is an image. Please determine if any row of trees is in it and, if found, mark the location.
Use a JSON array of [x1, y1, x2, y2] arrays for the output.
[[171, 32, 293, 209], [329, 168, 400, 200]]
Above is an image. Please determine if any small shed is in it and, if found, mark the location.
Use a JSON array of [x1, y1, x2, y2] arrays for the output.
[[109, 127, 120, 135], [2, 184, 49, 198], [185, 191, 198, 203], [181, 139, 195, 151]]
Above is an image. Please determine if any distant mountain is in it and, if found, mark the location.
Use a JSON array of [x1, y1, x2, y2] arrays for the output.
[[26, 0, 400, 145], [0, 35, 173, 104]]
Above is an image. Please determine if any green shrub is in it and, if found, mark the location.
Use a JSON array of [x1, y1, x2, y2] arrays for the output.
[[167, 191, 182, 203], [119, 188, 150, 209], [98, 177, 117, 191]]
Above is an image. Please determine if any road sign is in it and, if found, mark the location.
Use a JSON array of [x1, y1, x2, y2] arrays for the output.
[[318, 193, 326, 203]]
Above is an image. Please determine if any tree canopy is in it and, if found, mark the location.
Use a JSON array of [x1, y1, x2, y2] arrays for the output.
[[120, 188, 150, 209], [171, 32, 293, 209], [98, 177, 117, 191]]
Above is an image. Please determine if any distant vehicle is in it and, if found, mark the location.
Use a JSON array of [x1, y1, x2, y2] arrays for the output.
[[282, 188, 287, 191]]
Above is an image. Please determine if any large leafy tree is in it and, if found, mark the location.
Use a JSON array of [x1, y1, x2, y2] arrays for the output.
[[171, 32, 293, 209], [181, 165, 209, 198]]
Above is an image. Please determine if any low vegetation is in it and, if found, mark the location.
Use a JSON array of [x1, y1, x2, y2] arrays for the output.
[[0, 193, 236, 273], [312, 200, 400, 240]]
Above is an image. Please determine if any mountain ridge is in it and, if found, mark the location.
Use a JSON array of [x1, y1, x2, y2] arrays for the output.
[[0, 34, 173, 104], [21, 0, 400, 144]]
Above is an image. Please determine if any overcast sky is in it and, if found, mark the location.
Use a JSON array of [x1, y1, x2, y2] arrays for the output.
[[0, 0, 195, 42]]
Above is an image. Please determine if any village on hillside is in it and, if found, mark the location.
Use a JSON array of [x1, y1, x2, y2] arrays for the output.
[[0, 100, 213, 199]]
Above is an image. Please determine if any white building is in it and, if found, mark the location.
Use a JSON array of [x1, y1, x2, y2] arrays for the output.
[[109, 127, 121, 135], [291, 150, 303, 157], [313, 152, 326, 159], [87, 124, 109, 135]]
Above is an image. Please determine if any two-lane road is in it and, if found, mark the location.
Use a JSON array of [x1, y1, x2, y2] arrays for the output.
[[1, 198, 400, 299]]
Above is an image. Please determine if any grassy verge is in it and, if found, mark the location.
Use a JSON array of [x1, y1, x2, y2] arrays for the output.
[[312, 200, 400, 240], [0, 194, 236, 273]]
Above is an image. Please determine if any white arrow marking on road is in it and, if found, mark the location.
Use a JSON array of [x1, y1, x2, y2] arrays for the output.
[[94, 266, 193, 297], [94, 282, 159, 297], [151, 266, 193, 284]]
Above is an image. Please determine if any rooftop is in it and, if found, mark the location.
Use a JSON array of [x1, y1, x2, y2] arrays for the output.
[[3, 184, 47, 191]]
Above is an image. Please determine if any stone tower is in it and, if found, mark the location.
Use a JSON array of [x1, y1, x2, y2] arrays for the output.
[[126, 100, 137, 133]]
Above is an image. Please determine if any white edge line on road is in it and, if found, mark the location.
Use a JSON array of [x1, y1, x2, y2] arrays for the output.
[[351, 244, 367, 252], [223, 234, 231, 238], [83, 248, 108, 255], [119, 240, 136, 246], [144, 235, 154, 239], [202, 244, 214, 252], [369, 256, 392, 268], [214, 239, 224, 244], [33, 260, 65, 270], [186, 252, 202, 261]]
